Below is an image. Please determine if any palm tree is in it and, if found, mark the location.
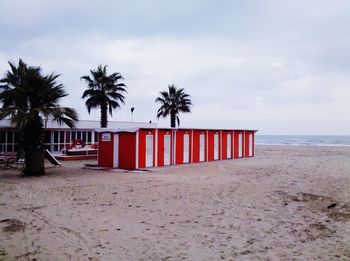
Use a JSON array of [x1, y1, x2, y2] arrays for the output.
[[0, 59, 78, 176], [81, 65, 127, 128], [155, 84, 192, 128]]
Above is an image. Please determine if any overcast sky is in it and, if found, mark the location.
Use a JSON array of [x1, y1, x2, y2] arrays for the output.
[[0, 0, 349, 134]]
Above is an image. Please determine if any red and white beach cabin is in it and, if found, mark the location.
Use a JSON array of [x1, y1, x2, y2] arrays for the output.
[[97, 128, 256, 170]]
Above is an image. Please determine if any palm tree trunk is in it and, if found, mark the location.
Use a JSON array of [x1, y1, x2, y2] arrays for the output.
[[16, 130, 25, 160], [23, 150, 45, 176], [170, 111, 176, 128], [100, 103, 108, 128], [22, 113, 46, 176]]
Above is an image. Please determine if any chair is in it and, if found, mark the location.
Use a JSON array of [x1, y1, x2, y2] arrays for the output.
[[0, 156, 16, 169]]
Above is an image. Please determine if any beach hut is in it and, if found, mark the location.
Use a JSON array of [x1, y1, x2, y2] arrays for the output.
[[207, 130, 221, 161], [97, 128, 157, 169], [97, 131, 115, 168], [156, 129, 174, 167], [118, 131, 137, 169], [192, 129, 207, 163], [97, 129, 138, 170], [137, 128, 156, 168], [234, 130, 244, 158], [244, 131, 255, 157], [221, 130, 233, 160], [175, 129, 193, 164]]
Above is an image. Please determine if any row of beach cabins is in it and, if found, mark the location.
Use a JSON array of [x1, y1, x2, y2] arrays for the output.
[[97, 128, 256, 170]]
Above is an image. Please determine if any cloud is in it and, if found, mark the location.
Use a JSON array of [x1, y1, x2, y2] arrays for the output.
[[0, 0, 349, 134]]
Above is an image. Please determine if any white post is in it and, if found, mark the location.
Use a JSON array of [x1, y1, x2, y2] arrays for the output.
[[113, 133, 119, 168], [232, 130, 234, 159], [243, 131, 245, 157], [173, 129, 177, 165], [155, 129, 158, 167], [206, 130, 209, 161], [220, 130, 222, 160], [135, 130, 139, 169], [191, 129, 194, 163]]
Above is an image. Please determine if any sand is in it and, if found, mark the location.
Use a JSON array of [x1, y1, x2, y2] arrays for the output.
[[0, 145, 349, 260]]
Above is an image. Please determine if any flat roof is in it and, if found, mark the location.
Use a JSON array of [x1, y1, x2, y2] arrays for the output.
[[155, 128, 258, 132], [0, 119, 157, 130], [96, 127, 258, 133]]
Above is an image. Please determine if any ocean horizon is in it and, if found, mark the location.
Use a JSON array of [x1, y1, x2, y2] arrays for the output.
[[255, 135, 350, 147]]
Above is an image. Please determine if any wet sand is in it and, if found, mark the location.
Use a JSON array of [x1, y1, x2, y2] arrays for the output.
[[0, 145, 349, 260]]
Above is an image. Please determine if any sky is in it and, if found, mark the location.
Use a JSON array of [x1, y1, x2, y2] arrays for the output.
[[0, 0, 349, 135]]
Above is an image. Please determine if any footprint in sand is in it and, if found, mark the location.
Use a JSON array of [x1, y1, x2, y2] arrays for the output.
[[0, 218, 26, 233]]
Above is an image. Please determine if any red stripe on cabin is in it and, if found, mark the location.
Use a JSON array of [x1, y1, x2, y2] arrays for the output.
[[221, 131, 227, 160], [207, 130, 221, 161], [175, 130, 192, 164], [192, 130, 206, 163], [118, 132, 136, 170], [98, 133, 114, 168], [157, 129, 173, 167], [138, 129, 156, 168]]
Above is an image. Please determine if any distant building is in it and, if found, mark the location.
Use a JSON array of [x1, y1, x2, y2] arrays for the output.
[[0, 119, 156, 155]]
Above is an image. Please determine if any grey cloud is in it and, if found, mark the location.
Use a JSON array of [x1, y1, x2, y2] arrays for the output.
[[0, 0, 350, 134]]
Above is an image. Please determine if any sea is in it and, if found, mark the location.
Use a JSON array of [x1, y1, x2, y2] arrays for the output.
[[255, 135, 350, 147]]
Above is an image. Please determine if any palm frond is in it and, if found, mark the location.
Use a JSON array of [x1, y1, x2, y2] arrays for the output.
[[81, 65, 127, 125], [155, 84, 192, 127], [176, 116, 180, 127], [50, 107, 78, 129]]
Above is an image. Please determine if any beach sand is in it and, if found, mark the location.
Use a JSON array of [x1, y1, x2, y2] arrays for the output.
[[0, 145, 349, 260]]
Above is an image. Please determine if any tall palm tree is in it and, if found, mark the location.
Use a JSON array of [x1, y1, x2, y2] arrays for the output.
[[0, 59, 78, 176], [155, 84, 192, 128], [81, 65, 127, 128]]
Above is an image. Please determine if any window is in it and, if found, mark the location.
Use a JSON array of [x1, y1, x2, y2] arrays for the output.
[[7, 131, 13, 143], [0, 130, 17, 152], [94, 132, 98, 143], [51, 130, 68, 152], [54, 131, 59, 143], [0, 131, 5, 143], [60, 131, 64, 144]]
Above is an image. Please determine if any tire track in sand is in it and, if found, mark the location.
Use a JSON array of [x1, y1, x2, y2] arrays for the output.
[[25, 208, 96, 259]]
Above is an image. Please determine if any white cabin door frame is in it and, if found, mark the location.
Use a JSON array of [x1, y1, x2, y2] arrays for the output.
[[214, 133, 219, 160], [199, 134, 205, 162], [249, 133, 253, 157], [164, 134, 171, 165], [113, 134, 119, 168], [183, 134, 190, 163], [238, 133, 243, 158], [146, 135, 153, 167], [227, 133, 231, 159]]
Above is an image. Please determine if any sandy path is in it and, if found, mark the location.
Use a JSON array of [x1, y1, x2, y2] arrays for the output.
[[0, 145, 349, 260]]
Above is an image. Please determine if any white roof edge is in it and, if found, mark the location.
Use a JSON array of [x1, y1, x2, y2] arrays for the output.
[[96, 127, 258, 132], [95, 127, 139, 133], [0, 118, 157, 129]]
